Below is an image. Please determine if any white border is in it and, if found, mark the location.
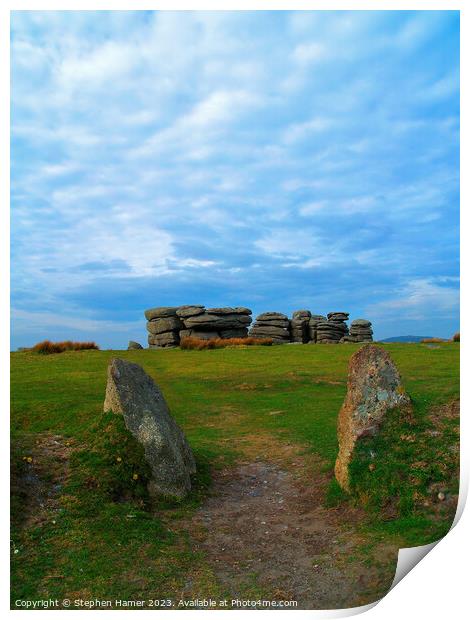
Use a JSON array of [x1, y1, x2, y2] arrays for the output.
[[2, 2, 466, 618]]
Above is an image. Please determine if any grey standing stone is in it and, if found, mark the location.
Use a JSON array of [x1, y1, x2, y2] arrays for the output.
[[103, 358, 196, 499]]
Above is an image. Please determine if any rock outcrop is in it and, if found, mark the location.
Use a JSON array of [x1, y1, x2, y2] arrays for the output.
[[308, 315, 326, 343], [103, 358, 196, 499], [249, 312, 291, 344], [291, 310, 311, 343], [316, 312, 350, 344], [146, 307, 182, 348], [343, 319, 374, 343], [127, 341, 143, 350], [334, 345, 411, 491], [144, 305, 253, 346], [143, 304, 373, 347]]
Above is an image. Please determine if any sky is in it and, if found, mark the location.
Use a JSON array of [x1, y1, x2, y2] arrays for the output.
[[10, 10, 460, 349]]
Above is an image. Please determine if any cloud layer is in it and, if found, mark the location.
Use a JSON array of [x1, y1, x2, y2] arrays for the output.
[[11, 10, 459, 347]]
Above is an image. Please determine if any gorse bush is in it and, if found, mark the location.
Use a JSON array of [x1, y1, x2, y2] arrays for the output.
[[32, 340, 99, 354], [180, 336, 273, 350]]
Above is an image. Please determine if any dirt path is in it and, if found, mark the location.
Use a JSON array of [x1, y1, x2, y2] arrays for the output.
[[11, 433, 76, 530], [14, 432, 398, 609], [185, 435, 398, 609]]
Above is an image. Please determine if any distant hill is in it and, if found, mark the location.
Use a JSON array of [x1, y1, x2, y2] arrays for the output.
[[379, 335, 433, 343]]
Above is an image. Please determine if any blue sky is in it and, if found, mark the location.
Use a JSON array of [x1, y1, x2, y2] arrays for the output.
[[10, 10, 459, 349]]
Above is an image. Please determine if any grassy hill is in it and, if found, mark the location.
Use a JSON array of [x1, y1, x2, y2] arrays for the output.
[[10, 342, 459, 608], [379, 335, 433, 343]]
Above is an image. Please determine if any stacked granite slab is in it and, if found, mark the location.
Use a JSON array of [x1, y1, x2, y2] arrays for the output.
[[249, 312, 291, 344], [316, 312, 350, 344], [342, 319, 374, 343], [145, 306, 183, 348], [308, 315, 326, 343], [145, 305, 253, 347], [291, 310, 311, 343], [179, 306, 252, 340]]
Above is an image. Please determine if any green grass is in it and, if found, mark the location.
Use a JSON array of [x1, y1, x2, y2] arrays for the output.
[[10, 342, 459, 605]]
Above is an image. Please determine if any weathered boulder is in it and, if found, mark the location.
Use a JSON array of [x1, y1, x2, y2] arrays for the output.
[[316, 314, 349, 343], [128, 341, 143, 350], [148, 332, 179, 348], [327, 312, 349, 321], [179, 329, 219, 340], [250, 325, 289, 338], [176, 305, 205, 318], [144, 306, 179, 321], [257, 312, 288, 322], [183, 312, 252, 331], [291, 310, 312, 343], [146, 317, 182, 335], [206, 307, 252, 315], [103, 359, 196, 499], [348, 318, 373, 342], [335, 344, 411, 491], [219, 328, 249, 339], [308, 315, 326, 343], [250, 311, 291, 343]]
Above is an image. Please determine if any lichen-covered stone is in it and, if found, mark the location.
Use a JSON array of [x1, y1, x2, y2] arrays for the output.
[[104, 359, 196, 499], [335, 344, 411, 491]]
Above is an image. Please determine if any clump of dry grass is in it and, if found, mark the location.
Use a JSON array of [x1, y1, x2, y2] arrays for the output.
[[421, 337, 447, 344], [32, 340, 100, 354], [180, 336, 272, 350], [453, 332, 460, 342]]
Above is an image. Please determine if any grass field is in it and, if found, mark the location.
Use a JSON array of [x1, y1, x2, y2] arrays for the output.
[[10, 342, 459, 608]]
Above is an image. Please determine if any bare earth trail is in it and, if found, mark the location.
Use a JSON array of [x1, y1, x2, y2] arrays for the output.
[[179, 433, 399, 610]]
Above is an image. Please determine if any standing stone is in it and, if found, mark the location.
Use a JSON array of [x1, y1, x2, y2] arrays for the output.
[[334, 345, 411, 492], [127, 341, 143, 350], [103, 359, 196, 499]]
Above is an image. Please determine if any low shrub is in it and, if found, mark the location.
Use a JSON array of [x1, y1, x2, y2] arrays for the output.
[[453, 332, 460, 342], [180, 336, 273, 350], [421, 337, 447, 344], [32, 340, 100, 354]]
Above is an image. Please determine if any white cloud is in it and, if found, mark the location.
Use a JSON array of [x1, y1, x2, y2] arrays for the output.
[[11, 308, 142, 334], [292, 41, 327, 65], [10, 11, 459, 347], [367, 278, 459, 321], [282, 116, 333, 144]]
